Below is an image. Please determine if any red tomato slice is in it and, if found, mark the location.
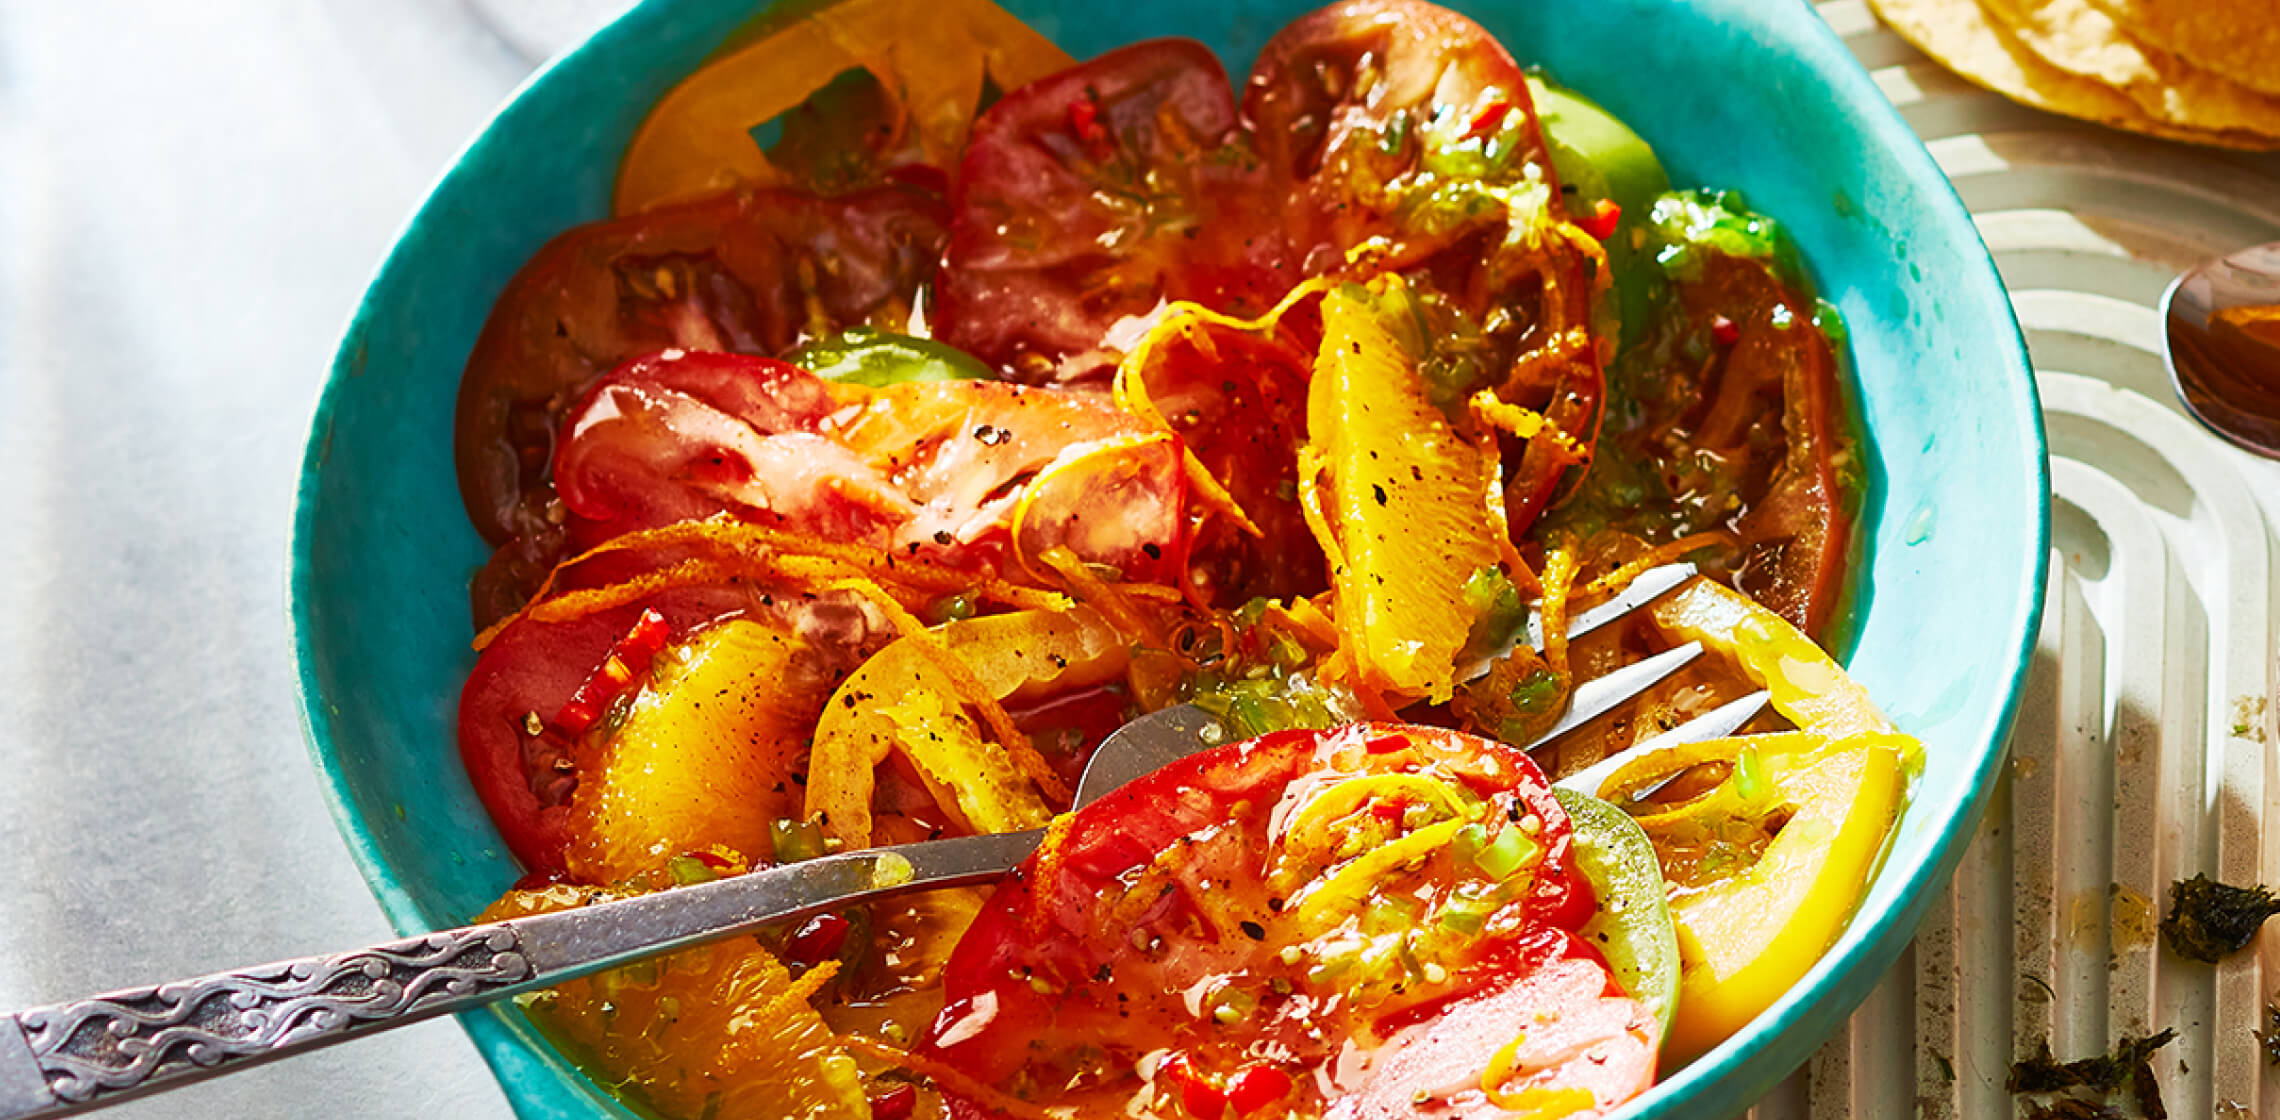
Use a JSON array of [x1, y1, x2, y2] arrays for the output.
[[1653, 254, 1857, 638], [455, 185, 948, 547], [1243, 0, 1544, 271], [457, 589, 746, 874], [922, 722, 1653, 1119], [1134, 322, 1326, 603], [549, 351, 1190, 583], [552, 349, 912, 547], [935, 40, 1290, 382]]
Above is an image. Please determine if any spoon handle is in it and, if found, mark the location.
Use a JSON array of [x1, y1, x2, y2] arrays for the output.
[[0, 830, 1041, 1118]]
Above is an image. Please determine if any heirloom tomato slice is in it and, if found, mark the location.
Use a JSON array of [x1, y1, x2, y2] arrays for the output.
[[936, 40, 1290, 382], [455, 185, 948, 546], [921, 722, 1658, 1119], [457, 589, 747, 874]]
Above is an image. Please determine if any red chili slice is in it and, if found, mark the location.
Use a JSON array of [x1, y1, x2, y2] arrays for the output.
[[553, 608, 671, 734]]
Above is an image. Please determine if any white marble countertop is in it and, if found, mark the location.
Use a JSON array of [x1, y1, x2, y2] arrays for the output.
[[0, 3, 617, 1116]]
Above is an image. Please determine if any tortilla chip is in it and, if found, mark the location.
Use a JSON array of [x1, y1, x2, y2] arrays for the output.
[[2083, 0, 2280, 98], [1981, 0, 2280, 137], [1866, 0, 2280, 150]]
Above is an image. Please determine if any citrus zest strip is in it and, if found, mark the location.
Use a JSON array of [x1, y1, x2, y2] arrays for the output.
[[824, 578, 1070, 805], [1463, 409, 1536, 591], [1023, 812, 1080, 938], [1577, 530, 1741, 601], [740, 960, 841, 1041], [1538, 541, 1581, 691], [1481, 1031, 1598, 1117], [1032, 544, 1169, 649], [1111, 276, 1336, 537], [473, 557, 736, 650], [472, 516, 1071, 649], [1469, 387, 1587, 465]]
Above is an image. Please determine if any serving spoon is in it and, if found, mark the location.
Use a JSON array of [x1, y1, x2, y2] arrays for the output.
[[2161, 240, 2280, 459], [0, 564, 1761, 1119]]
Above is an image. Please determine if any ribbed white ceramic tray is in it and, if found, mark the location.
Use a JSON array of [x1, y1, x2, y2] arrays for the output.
[[1748, 5, 2280, 1117]]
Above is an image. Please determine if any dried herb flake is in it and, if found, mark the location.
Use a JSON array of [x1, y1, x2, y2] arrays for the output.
[[2159, 874, 2280, 963], [2007, 1029, 2175, 1120]]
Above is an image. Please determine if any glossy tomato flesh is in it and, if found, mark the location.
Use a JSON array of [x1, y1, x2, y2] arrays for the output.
[[922, 722, 1657, 1118], [935, 40, 1291, 382], [455, 185, 948, 547], [552, 350, 904, 548], [457, 589, 748, 873]]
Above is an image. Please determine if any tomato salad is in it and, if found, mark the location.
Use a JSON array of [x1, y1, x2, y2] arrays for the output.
[[449, 0, 1915, 1117]]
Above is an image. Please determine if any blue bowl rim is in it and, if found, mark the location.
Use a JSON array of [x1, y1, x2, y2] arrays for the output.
[[288, 0, 2051, 1114]]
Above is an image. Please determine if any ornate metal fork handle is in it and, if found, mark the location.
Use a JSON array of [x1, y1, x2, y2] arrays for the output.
[[0, 562, 1720, 1118], [0, 831, 1038, 1119], [0, 928, 531, 1116]]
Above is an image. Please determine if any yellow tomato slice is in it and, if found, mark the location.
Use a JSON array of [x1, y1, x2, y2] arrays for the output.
[[1653, 735, 1908, 1062], [806, 607, 1127, 848], [1593, 576, 1921, 1062], [614, 0, 1073, 214], [1649, 577, 1896, 742]]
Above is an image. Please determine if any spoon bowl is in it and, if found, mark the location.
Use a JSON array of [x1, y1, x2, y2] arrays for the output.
[[2161, 241, 2280, 459]]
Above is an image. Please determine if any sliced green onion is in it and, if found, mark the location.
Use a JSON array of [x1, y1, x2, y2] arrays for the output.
[[1508, 667, 1562, 714], [1472, 825, 1541, 881], [667, 854, 720, 886], [925, 590, 978, 624], [770, 817, 828, 864], [1734, 745, 1769, 804]]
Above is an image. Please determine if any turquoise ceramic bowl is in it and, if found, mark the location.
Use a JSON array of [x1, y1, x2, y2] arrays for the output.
[[291, 0, 2047, 1115]]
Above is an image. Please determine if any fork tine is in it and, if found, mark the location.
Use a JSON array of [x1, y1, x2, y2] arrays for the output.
[[1521, 640, 1705, 752], [1079, 565, 1723, 807], [1547, 561, 1697, 645], [1554, 689, 1773, 798]]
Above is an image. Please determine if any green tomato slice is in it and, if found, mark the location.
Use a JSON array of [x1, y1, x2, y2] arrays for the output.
[[1526, 76, 1670, 350], [785, 327, 993, 387], [1555, 785, 1681, 1039]]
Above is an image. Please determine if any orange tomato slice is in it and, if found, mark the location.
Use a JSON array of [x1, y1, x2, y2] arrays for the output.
[[614, 0, 1072, 214]]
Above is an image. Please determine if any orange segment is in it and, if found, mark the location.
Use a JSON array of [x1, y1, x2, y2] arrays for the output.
[[1304, 279, 1505, 704], [566, 619, 815, 882], [480, 885, 868, 1120]]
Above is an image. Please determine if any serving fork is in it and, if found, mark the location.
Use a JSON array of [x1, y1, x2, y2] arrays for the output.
[[0, 563, 1765, 1118]]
